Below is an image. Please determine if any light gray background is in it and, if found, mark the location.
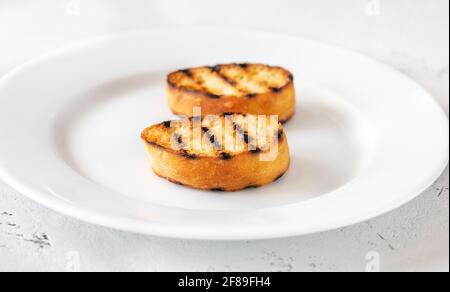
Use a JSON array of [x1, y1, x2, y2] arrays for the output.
[[0, 0, 448, 272]]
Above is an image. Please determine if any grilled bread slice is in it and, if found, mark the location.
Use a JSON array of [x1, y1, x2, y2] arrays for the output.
[[141, 114, 290, 192], [167, 64, 296, 123]]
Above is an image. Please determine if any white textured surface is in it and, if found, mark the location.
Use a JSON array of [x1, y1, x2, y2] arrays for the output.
[[0, 0, 448, 272]]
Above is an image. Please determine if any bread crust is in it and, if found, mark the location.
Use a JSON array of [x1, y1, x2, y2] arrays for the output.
[[167, 64, 296, 123]]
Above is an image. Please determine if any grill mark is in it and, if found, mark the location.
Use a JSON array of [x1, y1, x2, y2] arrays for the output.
[[202, 127, 222, 150], [212, 66, 250, 96], [185, 69, 223, 99], [250, 148, 262, 154], [220, 152, 233, 160], [233, 123, 252, 144], [173, 133, 185, 148], [233, 122, 260, 152], [211, 65, 221, 73]]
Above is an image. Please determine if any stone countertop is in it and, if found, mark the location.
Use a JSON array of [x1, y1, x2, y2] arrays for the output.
[[0, 0, 448, 272]]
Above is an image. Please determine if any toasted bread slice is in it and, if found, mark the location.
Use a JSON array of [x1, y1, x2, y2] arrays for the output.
[[167, 64, 296, 123], [141, 114, 290, 192]]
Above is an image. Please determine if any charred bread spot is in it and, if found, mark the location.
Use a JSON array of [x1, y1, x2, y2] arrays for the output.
[[242, 133, 251, 144], [211, 65, 221, 73], [181, 69, 193, 78], [243, 133, 251, 144], [173, 133, 184, 146], [277, 129, 284, 140], [181, 150, 197, 160], [250, 148, 262, 154], [211, 188, 225, 192], [246, 93, 258, 98], [238, 63, 249, 69], [219, 74, 237, 86], [167, 78, 176, 88], [288, 73, 294, 82], [280, 118, 290, 125], [145, 141, 159, 148], [154, 171, 184, 186], [271, 87, 282, 93], [220, 152, 233, 160], [210, 65, 238, 87], [162, 121, 172, 128], [206, 93, 222, 99], [245, 185, 260, 189]]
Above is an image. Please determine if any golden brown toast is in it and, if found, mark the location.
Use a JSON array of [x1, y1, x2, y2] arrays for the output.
[[141, 114, 290, 192], [167, 64, 296, 123]]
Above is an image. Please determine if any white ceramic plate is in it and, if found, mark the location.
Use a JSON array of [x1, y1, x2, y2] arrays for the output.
[[0, 28, 448, 240]]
